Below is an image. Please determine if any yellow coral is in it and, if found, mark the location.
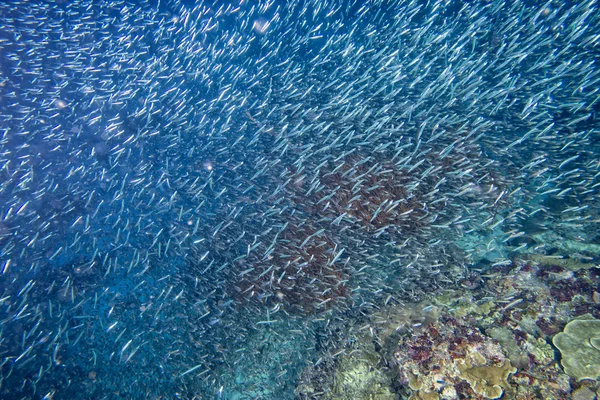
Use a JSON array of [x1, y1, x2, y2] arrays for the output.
[[457, 359, 517, 399]]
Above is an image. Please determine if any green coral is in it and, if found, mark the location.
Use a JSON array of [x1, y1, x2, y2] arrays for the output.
[[553, 316, 600, 381]]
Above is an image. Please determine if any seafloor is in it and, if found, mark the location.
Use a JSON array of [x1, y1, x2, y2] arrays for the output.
[[197, 210, 600, 400]]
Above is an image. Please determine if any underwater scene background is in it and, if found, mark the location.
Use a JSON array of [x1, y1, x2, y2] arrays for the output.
[[0, 0, 599, 399]]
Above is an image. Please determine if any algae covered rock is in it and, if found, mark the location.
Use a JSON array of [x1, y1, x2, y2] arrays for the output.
[[553, 316, 600, 381]]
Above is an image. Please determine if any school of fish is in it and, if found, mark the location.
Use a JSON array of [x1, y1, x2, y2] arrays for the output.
[[0, 0, 598, 398]]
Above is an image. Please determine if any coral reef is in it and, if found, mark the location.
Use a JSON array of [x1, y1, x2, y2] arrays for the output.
[[295, 258, 600, 399], [394, 320, 516, 399]]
